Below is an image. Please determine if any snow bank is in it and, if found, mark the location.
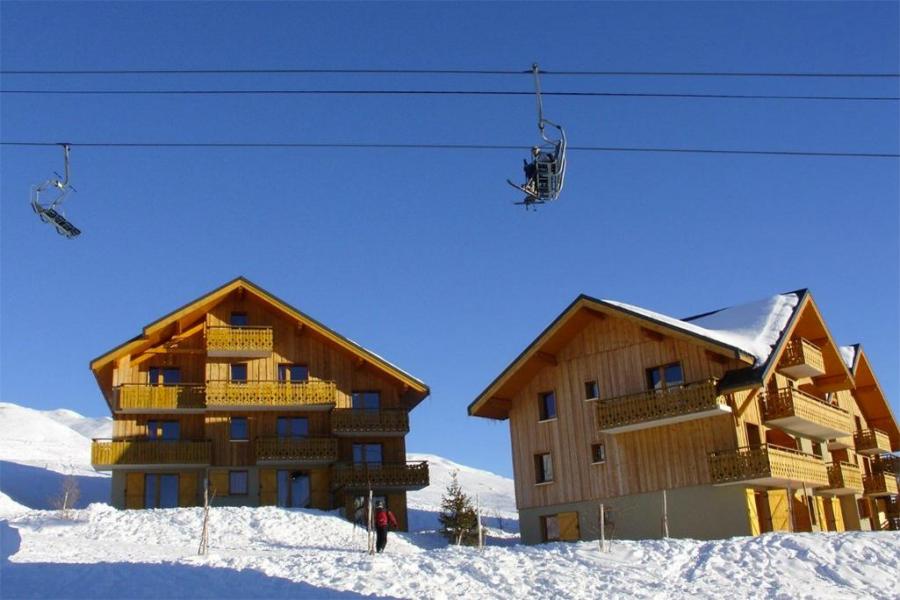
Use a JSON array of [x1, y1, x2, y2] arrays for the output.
[[2, 504, 898, 599], [606, 293, 799, 366]]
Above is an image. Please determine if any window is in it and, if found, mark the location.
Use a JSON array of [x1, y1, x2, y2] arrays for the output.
[[542, 514, 560, 541], [277, 417, 309, 438], [278, 364, 309, 382], [144, 474, 179, 508], [230, 363, 248, 383], [591, 443, 606, 464], [351, 391, 381, 410], [646, 362, 684, 391], [746, 423, 761, 447], [229, 470, 248, 495], [811, 442, 822, 458], [353, 443, 383, 464], [230, 417, 248, 441], [584, 380, 599, 400], [147, 420, 180, 440], [534, 453, 553, 484], [149, 367, 181, 385], [229, 312, 248, 326], [858, 498, 870, 518], [538, 391, 557, 421]]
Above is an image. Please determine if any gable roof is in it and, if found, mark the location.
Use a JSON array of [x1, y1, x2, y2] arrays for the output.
[[843, 344, 899, 451], [90, 277, 429, 399], [468, 291, 805, 419]]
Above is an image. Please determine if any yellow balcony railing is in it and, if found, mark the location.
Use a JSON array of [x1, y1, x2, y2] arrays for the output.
[[708, 444, 829, 487], [205, 380, 337, 409], [116, 384, 205, 412], [777, 338, 826, 378], [863, 472, 900, 497], [331, 461, 429, 490], [820, 462, 864, 495], [761, 387, 852, 439], [256, 437, 338, 463], [206, 325, 273, 357], [331, 409, 409, 436], [91, 439, 211, 469], [854, 428, 892, 455], [596, 379, 729, 433]]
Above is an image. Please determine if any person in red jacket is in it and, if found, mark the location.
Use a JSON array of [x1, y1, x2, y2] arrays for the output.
[[374, 501, 398, 553]]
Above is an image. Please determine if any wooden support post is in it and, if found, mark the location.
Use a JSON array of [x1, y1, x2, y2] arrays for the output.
[[662, 489, 670, 538], [198, 470, 210, 556], [367, 488, 374, 555], [600, 504, 606, 552], [802, 482, 814, 531], [476, 494, 483, 550], [787, 485, 794, 532]]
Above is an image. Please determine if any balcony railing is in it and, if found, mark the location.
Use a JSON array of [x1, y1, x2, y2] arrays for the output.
[[873, 455, 900, 476], [854, 428, 892, 455], [596, 379, 730, 434], [331, 409, 409, 436], [116, 384, 206, 412], [206, 325, 273, 357], [256, 437, 338, 464], [91, 439, 211, 469], [818, 462, 864, 496], [205, 380, 337, 410], [761, 387, 851, 440], [863, 472, 900, 497], [777, 338, 826, 379], [331, 461, 429, 490], [708, 444, 829, 488]]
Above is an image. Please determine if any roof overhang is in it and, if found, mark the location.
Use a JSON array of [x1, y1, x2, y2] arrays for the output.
[[850, 346, 900, 451]]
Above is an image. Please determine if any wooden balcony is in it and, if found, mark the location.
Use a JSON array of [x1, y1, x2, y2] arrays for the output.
[[863, 472, 900, 497], [708, 444, 829, 488], [255, 437, 338, 465], [595, 379, 731, 434], [854, 428, 892, 455], [331, 409, 409, 437], [116, 384, 205, 413], [817, 462, 864, 496], [873, 455, 900, 476], [761, 387, 852, 440], [777, 338, 826, 379], [206, 325, 273, 357], [826, 435, 853, 451], [205, 380, 337, 410], [91, 439, 211, 470], [331, 461, 429, 491]]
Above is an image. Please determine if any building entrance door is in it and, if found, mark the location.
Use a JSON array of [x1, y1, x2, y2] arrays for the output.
[[277, 471, 310, 508]]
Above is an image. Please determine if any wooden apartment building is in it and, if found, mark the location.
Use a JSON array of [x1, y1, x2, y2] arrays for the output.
[[469, 290, 900, 543], [90, 277, 429, 529]]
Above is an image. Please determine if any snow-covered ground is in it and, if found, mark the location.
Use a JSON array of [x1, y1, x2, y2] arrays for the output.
[[2, 402, 900, 599]]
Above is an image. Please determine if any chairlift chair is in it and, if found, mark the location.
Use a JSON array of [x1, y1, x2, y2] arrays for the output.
[[507, 64, 568, 209], [30, 144, 81, 239]]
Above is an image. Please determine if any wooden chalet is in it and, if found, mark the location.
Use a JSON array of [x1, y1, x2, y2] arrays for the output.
[[469, 290, 900, 543], [90, 277, 429, 529]]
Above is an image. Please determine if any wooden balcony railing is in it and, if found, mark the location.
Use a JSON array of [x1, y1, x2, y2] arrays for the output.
[[331, 409, 409, 436], [206, 325, 273, 357], [873, 454, 900, 476], [854, 428, 892, 455], [91, 439, 211, 469], [708, 444, 829, 488], [777, 338, 826, 378], [116, 384, 206, 412], [256, 437, 338, 464], [596, 379, 729, 434], [761, 387, 852, 439], [331, 461, 429, 490], [863, 472, 900, 497], [820, 462, 864, 495], [205, 380, 337, 409]]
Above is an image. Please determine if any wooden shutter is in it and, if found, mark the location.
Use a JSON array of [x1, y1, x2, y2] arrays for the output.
[[767, 490, 790, 532], [125, 472, 145, 509], [745, 489, 761, 536], [179, 472, 198, 507], [209, 470, 229, 497], [259, 469, 276, 506], [832, 498, 845, 532], [558, 511, 580, 541]]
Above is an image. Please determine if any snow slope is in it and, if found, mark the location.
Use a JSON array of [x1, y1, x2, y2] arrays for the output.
[[43, 409, 112, 440], [2, 504, 899, 599]]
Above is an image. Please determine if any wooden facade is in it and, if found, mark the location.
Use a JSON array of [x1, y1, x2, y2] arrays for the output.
[[90, 277, 429, 530], [469, 291, 900, 543]]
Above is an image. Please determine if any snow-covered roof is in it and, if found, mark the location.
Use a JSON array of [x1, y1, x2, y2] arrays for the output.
[[604, 293, 800, 367], [838, 345, 858, 371]]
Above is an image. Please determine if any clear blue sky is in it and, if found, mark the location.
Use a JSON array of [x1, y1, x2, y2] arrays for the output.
[[1, 2, 897, 477]]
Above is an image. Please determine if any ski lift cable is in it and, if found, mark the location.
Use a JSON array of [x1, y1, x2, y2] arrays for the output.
[[1, 88, 897, 101], [3, 141, 896, 158]]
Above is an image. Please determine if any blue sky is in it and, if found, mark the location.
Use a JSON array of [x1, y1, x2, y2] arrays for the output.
[[1, 2, 897, 477]]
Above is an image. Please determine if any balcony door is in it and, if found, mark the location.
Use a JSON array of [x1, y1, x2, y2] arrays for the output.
[[145, 473, 179, 508], [277, 470, 310, 508]]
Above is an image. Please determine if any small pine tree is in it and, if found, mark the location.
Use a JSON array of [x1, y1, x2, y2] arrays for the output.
[[438, 471, 478, 546]]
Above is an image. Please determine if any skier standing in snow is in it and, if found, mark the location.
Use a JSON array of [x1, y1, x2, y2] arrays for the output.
[[374, 501, 398, 553]]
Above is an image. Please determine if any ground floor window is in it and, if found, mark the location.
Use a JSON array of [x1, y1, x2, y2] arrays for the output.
[[541, 511, 580, 542], [144, 473, 179, 508], [542, 514, 561, 541], [277, 471, 310, 508], [229, 470, 249, 495]]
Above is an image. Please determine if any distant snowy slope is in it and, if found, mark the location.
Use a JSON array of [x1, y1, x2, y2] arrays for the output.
[[407, 453, 516, 516], [44, 409, 112, 440]]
